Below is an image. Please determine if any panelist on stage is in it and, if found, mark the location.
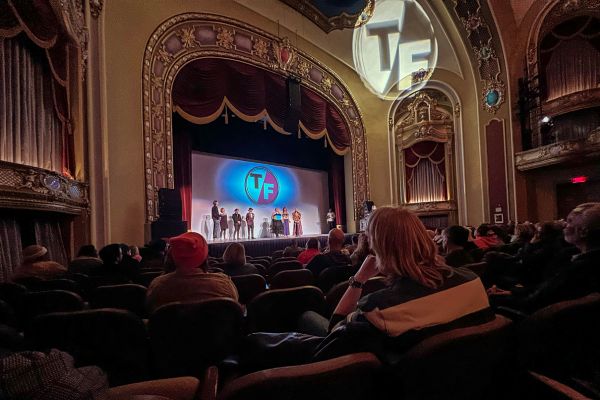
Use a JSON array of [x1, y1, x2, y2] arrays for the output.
[[246, 208, 255, 239], [219, 207, 228, 240], [211, 200, 220, 239], [326, 208, 336, 231], [292, 208, 303, 236], [282, 207, 290, 237], [232, 208, 242, 240], [272, 208, 284, 238]]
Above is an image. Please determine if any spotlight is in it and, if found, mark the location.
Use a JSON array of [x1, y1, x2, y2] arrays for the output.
[[541, 116, 551, 123]]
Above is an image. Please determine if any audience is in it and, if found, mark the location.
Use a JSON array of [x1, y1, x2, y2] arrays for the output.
[[68, 244, 102, 275], [297, 238, 321, 265], [11, 245, 67, 281], [349, 233, 370, 268], [472, 223, 503, 249], [130, 245, 142, 262], [306, 228, 351, 277], [221, 242, 259, 276], [119, 243, 141, 281], [92, 244, 128, 281], [488, 202, 600, 312], [442, 226, 474, 268], [282, 239, 303, 258], [146, 232, 238, 313]]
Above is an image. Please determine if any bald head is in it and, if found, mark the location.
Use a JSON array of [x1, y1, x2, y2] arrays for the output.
[[328, 228, 345, 251], [564, 202, 600, 252]]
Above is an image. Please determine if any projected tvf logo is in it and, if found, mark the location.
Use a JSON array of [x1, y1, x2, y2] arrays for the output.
[[353, 0, 437, 100], [245, 166, 279, 205]]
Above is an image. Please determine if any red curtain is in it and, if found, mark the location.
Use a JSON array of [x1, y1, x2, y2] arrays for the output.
[[404, 141, 446, 203], [328, 153, 346, 227], [0, 0, 73, 174], [172, 58, 352, 153], [173, 130, 192, 229]]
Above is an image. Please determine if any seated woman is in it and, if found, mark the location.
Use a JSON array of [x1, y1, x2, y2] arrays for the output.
[[221, 243, 259, 277], [296, 206, 494, 362]]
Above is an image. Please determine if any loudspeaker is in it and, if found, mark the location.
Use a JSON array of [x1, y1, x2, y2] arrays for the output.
[[151, 220, 187, 241], [284, 76, 302, 134], [158, 188, 182, 221]]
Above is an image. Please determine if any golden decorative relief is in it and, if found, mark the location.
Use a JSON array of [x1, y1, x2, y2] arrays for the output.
[[177, 27, 197, 48], [216, 27, 235, 49], [515, 135, 600, 171], [142, 13, 369, 222]]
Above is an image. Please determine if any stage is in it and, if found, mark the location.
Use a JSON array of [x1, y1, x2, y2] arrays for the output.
[[207, 234, 354, 258]]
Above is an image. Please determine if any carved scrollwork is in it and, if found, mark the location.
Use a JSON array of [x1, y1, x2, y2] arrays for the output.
[[515, 135, 600, 170]]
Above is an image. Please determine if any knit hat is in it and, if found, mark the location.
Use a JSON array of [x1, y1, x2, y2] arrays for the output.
[[23, 245, 48, 263], [168, 232, 208, 269]]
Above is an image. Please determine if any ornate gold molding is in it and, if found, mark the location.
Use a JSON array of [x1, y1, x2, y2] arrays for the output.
[[0, 161, 89, 214], [515, 132, 600, 171], [89, 0, 103, 19], [142, 13, 369, 222], [279, 0, 374, 33]]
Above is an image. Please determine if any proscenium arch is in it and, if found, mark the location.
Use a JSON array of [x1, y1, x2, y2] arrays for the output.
[[388, 80, 467, 224], [142, 13, 369, 223]]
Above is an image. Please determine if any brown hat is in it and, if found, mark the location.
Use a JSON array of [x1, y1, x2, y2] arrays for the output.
[[168, 232, 208, 269], [23, 245, 47, 263]]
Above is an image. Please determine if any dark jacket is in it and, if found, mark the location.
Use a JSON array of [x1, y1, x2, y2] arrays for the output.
[[232, 213, 242, 225], [306, 251, 351, 277], [211, 205, 220, 220]]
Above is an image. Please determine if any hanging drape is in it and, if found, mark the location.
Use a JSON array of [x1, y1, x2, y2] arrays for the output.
[[328, 153, 346, 228], [0, 0, 73, 174], [33, 219, 67, 267], [404, 141, 447, 203], [0, 216, 22, 282], [0, 36, 63, 171], [540, 16, 600, 101], [173, 130, 192, 229], [172, 58, 352, 155]]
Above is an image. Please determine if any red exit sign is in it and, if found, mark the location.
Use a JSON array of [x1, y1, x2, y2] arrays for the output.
[[571, 176, 588, 184]]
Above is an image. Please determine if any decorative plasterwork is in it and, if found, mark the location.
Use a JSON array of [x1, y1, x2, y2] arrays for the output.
[[50, 0, 89, 78], [514, 131, 600, 171], [142, 13, 369, 222], [542, 87, 600, 118], [89, 0, 103, 19], [279, 0, 374, 33], [0, 161, 89, 214], [402, 200, 458, 214], [447, 0, 506, 114]]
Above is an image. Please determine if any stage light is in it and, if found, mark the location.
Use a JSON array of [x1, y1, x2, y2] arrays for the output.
[[571, 176, 587, 184], [541, 116, 551, 123]]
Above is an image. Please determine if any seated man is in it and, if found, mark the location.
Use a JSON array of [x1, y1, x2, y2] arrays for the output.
[[283, 240, 302, 258], [443, 226, 474, 268], [146, 232, 238, 313], [489, 203, 600, 312], [306, 228, 351, 277]]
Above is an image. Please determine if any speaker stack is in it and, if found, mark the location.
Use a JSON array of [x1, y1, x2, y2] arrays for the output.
[[150, 188, 188, 241]]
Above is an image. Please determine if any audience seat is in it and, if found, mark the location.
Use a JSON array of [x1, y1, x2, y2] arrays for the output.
[[317, 266, 354, 293], [463, 262, 487, 278], [246, 286, 326, 333], [90, 274, 131, 288], [63, 273, 94, 298], [231, 274, 266, 305], [137, 271, 163, 287], [517, 293, 600, 397], [213, 352, 381, 400], [90, 284, 148, 317], [324, 277, 387, 316], [271, 250, 284, 260], [0, 323, 26, 353], [270, 269, 314, 290], [29, 278, 82, 296], [386, 315, 514, 399], [22, 290, 85, 324], [0, 299, 15, 327], [148, 298, 244, 379], [25, 308, 150, 386], [0, 282, 27, 312], [267, 260, 303, 280]]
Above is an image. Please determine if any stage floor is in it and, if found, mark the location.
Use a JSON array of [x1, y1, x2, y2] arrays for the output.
[[207, 234, 353, 258]]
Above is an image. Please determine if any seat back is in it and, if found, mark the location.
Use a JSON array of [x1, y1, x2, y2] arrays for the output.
[[90, 274, 130, 288], [324, 276, 387, 316], [0, 282, 27, 311], [317, 266, 353, 293], [22, 290, 84, 323], [30, 278, 82, 296], [26, 308, 150, 386], [217, 352, 381, 400], [463, 262, 487, 277], [90, 284, 148, 317], [267, 260, 303, 280], [148, 298, 244, 378], [136, 271, 162, 287], [246, 286, 326, 333], [518, 293, 600, 384], [270, 269, 314, 289], [391, 315, 514, 399], [231, 274, 266, 305], [271, 250, 284, 260]]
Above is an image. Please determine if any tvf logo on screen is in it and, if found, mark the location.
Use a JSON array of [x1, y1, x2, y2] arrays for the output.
[[245, 166, 279, 204], [353, 0, 437, 100]]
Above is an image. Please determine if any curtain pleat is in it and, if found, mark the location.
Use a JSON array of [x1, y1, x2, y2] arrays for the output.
[[404, 141, 447, 203], [33, 219, 67, 267], [0, 216, 22, 282]]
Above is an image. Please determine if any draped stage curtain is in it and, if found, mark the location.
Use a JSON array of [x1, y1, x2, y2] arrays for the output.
[[33, 219, 68, 267], [541, 16, 600, 101], [172, 58, 350, 227], [404, 141, 447, 203], [0, 216, 22, 282], [328, 153, 346, 227], [0, 0, 73, 174]]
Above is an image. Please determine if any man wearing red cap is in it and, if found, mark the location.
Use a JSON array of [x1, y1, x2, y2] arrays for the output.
[[146, 232, 239, 313]]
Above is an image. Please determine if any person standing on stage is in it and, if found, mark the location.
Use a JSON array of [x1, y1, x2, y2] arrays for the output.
[[272, 208, 284, 238], [232, 208, 242, 240], [292, 208, 303, 236], [246, 207, 255, 239], [211, 200, 220, 240], [219, 207, 228, 240], [327, 208, 336, 231], [282, 207, 290, 237]]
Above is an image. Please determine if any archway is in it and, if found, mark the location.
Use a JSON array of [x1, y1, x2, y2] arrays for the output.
[[142, 13, 369, 224]]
